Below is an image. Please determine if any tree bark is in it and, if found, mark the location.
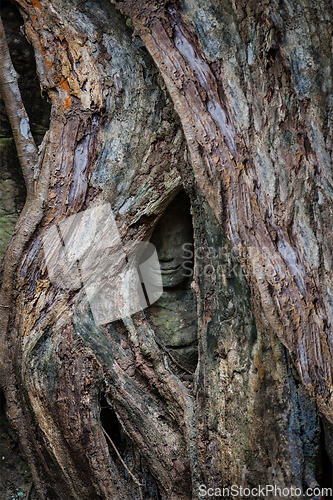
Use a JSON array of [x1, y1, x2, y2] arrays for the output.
[[0, 0, 332, 498]]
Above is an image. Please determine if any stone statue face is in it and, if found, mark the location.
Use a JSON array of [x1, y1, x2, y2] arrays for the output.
[[146, 191, 197, 373], [150, 192, 193, 288]]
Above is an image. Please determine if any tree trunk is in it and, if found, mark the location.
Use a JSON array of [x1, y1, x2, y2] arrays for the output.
[[0, 0, 332, 499]]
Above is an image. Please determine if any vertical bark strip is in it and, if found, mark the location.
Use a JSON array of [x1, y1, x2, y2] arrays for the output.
[[0, 15, 37, 200]]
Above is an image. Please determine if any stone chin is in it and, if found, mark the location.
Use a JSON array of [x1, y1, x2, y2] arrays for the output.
[[161, 266, 186, 288]]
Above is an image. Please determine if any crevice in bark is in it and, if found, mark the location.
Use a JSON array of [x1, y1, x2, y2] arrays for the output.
[[100, 393, 123, 449], [100, 393, 162, 500], [319, 418, 333, 489]]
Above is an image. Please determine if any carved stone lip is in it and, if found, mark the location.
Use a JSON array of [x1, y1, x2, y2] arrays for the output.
[[160, 263, 182, 273]]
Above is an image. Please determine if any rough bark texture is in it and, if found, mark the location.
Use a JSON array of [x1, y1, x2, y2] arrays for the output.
[[111, 0, 333, 421], [0, 0, 332, 499]]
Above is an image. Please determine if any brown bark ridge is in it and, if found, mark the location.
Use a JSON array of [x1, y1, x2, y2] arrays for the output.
[[0, 0, 331, 499]]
